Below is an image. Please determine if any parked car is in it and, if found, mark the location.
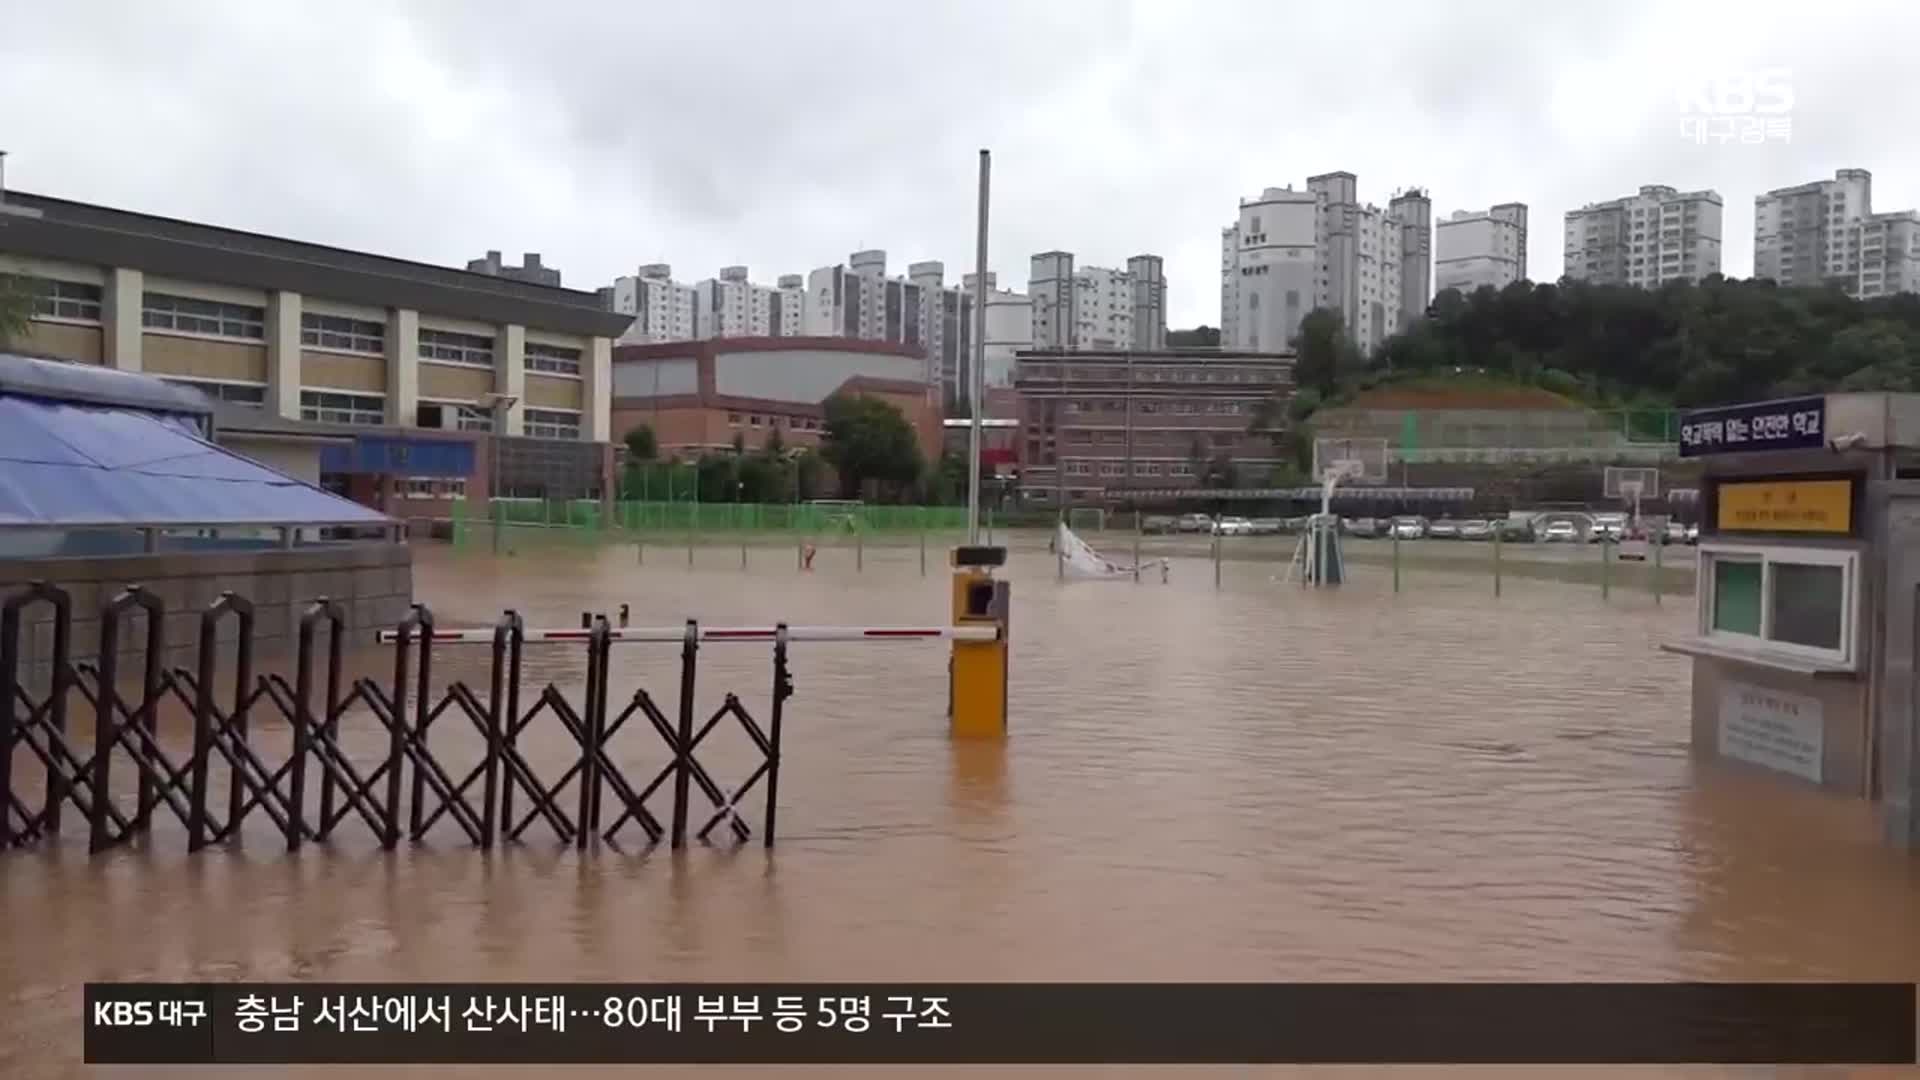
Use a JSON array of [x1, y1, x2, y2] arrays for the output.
[[1345, 517, 1382, 539], [1542, 520, 1582, 543], [1589, 514, 1627, 543], [1212, 516, 1254, 536], [1248, 518, 1284, 536], [1458, 519, 1493, 540], [1141, 515, 1178, 535], [1661, 521, 1689, 545], [1496, 518, 1536, 542], [1175, 513, 1214, 534], [1389, 516, 1426, 540], [1427, 518, 1463, 540], [1685, 523, 1699, 545]]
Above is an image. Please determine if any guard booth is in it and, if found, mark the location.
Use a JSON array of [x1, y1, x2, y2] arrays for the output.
[[1662, 393, 1920, 850]]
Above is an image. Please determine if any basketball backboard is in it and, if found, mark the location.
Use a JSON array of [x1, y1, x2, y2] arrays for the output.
[[1603, 466, 1660, 501], [1312, 437, 1390, 485]]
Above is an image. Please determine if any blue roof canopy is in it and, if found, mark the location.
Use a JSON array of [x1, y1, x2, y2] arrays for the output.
[[0, 350, 211, 417], [0, 356, 389, 528]]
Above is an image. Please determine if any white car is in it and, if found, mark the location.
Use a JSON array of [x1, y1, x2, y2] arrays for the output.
[[1542, 520, 1581, 543], [1212, 516, 1253, 536]]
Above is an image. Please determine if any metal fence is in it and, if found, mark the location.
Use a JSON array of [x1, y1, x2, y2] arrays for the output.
[[0, 584, 845, 855], [449, 498, 971, 546]]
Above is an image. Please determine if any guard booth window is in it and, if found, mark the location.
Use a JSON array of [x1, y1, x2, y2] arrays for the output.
[[1770, 562, 1844, 650], [1711, 559, 1762, 636], [1699, 542, 1857, 667]]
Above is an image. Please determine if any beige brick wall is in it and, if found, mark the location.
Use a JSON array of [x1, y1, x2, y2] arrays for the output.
[[142, 335, 268, 382], [12, 322, 103, 365]]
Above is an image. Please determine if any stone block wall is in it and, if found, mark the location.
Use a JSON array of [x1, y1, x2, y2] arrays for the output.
[[0, 544, 413, 692]]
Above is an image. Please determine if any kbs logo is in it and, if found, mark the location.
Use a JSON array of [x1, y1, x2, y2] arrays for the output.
[[1677, 68, 1794, 146], [94, 1001, 155, 1026]]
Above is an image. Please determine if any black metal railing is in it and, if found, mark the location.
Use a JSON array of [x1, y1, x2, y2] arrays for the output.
[[0, 582, 791, 855]]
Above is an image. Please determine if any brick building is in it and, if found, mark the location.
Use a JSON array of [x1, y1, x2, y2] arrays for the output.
[[610, 336, 941, 464], [1013, 348, 1294, 506]]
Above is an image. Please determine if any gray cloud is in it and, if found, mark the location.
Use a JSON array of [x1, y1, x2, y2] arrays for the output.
[[2, 0, 1917, 328]]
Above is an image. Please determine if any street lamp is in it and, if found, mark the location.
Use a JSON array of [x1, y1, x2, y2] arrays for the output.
[[480, 392, 518, 554]]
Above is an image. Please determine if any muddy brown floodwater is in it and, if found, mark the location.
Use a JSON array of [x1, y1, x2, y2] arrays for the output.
[[7, 540, 1920, 1079]]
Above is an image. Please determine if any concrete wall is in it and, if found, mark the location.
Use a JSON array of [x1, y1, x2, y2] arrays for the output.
[[0, 543, 412, 692], [1688, 655, 1872, 795], [713, 347, 922, 403]]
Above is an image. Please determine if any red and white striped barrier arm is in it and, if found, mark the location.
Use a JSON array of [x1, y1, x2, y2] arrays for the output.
[[375, 624, 999, 645]]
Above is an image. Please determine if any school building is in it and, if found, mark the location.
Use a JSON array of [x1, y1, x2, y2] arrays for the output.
[[0, 188, 633, 518]]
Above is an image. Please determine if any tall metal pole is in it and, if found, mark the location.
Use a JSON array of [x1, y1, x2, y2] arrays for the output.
[[968, 149, 990, 546]]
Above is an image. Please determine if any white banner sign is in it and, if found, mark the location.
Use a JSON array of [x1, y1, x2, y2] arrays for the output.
[[1718, 681, 1824, 784]]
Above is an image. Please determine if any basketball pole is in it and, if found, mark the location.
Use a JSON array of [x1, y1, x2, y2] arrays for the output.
[[966, 149, 990, 547]]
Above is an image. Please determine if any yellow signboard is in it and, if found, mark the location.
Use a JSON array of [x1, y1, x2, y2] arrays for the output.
[[1716, 478, 1854, 534]]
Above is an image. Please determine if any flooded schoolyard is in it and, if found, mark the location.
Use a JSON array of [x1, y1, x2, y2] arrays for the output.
[[6, 534, 1920, 1079]]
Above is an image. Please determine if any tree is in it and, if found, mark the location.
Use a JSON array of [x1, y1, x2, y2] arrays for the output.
[[819, 394, 925, 502], [622, 424, 658, 462], [1290, 308, 1362, 399], [792, 448, 826, 502], [0, 275, 32, 349]]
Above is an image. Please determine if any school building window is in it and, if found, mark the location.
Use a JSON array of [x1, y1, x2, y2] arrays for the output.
[[142, 293, 265, 340], [301, 313, 385, 355], [300, 389, 386, 426], [418, 328, 495, 368], [525, 342, 583, 376], [31, 279, 103, 324], [524, 408, 581, 440]]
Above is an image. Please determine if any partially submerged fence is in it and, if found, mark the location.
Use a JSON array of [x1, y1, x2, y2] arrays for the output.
[[449, 498, 971, 545], [0, 580, 987, 857]]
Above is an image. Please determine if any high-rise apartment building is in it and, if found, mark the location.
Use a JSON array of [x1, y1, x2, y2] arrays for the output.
[[1028, 252, 1167, 352], [775, 274, 805, 336], [909, 260, 977, 409], [1073, 264, 1133, 349], [693, 266, 774, 340], [1221, 174, 1415, 356], [1126, 254, 1167, 351], [1308, 172, 1403, 355], [1562, 185, 1722, 288], [802, 251, 975, 410], [1435, 203, 1530, 294], [1220, 185, 1318, 354], [607, 264, 697, 344], [803, 250, 925, 347], [1387, 189, 1432, 327], [1755, 169, 1920, 298], [1029, 251, 1076, 350], [467, 250, 563, 287]]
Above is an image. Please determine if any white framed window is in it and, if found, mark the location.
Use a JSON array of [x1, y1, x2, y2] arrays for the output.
[[421, 399, 495, 433], [1697, 541, 1859, 669], [301, 389, 386, 426], [162, 377, 267, 408], [30, 279, 103, 324], [524, 407, 581, 440], [418, 328, 495, 367], [143, 293, 265, 340], [301, 313, 385, 355], [526, 342, 582, 376], [401, 477, 468, 500]]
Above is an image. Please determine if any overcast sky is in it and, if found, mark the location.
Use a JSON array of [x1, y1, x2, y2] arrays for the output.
[[3, 0, 1917, 328]]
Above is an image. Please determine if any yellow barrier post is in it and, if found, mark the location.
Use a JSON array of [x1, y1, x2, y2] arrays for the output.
[[949, 545, 1010, 739]]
